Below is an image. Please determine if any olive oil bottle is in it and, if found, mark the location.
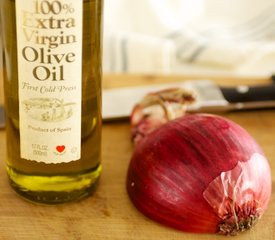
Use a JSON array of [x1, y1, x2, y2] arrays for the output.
[[0, 0, 103, 203]]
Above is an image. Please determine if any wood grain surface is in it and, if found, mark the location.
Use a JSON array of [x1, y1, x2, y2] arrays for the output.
[[0, 73, 274, 240]]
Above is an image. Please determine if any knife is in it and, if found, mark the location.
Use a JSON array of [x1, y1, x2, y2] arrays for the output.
[[103, 80, 275, 120], [1, 80, 274, 126]]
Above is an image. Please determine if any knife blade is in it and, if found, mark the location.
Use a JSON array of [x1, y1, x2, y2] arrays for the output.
[[102, 80, 275, 120]]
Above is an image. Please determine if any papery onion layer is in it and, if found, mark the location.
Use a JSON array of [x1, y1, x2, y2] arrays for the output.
[[127, 114, 272, 235]]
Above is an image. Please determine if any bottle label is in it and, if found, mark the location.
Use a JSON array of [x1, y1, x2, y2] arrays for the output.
[[16, 0, 83, 163]]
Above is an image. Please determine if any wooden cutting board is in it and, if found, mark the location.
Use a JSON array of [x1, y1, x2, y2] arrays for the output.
[[0, 73, 274, 240]]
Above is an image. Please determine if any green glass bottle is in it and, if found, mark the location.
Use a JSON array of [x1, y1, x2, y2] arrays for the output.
[[0, 0, 103, 203]]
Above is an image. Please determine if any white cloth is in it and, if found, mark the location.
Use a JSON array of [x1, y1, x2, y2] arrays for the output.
[[103, 0, 275, 77]]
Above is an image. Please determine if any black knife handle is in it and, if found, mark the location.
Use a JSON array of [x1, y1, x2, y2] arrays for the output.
[[220, 84, 275, 103]]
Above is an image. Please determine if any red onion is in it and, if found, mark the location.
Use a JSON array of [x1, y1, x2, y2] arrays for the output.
[[127, 113, 272, 235]]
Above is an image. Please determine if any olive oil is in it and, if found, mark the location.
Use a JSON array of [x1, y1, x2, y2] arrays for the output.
[[1, 0, 103, 203]]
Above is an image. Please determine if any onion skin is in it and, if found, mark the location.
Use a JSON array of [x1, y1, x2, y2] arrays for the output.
[[126, 114, 272, 235]]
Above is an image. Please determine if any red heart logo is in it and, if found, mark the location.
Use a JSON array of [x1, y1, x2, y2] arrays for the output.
[[56, 145, 65, 153]]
